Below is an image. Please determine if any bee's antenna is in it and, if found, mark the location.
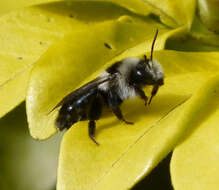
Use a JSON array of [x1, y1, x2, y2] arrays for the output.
[[150, 29, 158, 61], [143, 54, 151, 69]]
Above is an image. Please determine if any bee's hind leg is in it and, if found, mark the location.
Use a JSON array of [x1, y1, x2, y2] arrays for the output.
[[88, 93, 102, 145], [88, 121, 99, 146]]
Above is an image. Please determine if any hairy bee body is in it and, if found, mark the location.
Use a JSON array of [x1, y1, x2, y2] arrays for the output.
[[53, 30, 164, 145]]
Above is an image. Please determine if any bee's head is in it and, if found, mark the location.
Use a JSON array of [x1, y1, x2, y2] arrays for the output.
[[133, 58, 164, 86], [129, 29, 164, 87]]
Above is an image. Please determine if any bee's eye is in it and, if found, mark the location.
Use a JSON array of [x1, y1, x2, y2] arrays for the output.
[[136, 70, 142, 77]]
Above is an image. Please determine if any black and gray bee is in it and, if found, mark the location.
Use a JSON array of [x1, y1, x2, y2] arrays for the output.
[[52, 29, 164, 145]]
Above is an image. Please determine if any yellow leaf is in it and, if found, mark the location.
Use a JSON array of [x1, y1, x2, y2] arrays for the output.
[[0, 1, 135, 118], [57, 51, 219, 190], [170, 75, 219, 190], [0, 7, 60, 117]]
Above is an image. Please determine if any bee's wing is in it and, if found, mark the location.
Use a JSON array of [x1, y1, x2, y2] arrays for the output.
[[49, 73, 117, 113]]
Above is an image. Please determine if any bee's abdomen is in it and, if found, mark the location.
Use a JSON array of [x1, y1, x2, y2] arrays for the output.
[[55, 89, 99, 130], [56, 113, 77, 131]]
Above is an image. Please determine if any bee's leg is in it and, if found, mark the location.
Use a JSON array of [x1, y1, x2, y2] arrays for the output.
[[134, 85, 148, 106], [112, 106, 134, 125], [88, 93, 102, 145], [148, 85, 159, 105], [88, 121, 99, 145], [108, 91, 134, 125]]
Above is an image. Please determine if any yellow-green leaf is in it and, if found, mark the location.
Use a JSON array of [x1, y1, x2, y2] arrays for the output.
[[0, 0, 153, 17], [197, 0, 219, 33], [0, 0, 195, 29], [164, 16, 219, 51], [190, 16, 219, 47], [86, 0, 151, 17], [0, 8, 60, 117], [0, 0, 60, 15], [0, 1, 137, 118], [26, 15, 180, 140], [57, 51, 219, 190], [52, 0, 197, 28], [141, 0, 196, 27], [170, 75, 219, 190]]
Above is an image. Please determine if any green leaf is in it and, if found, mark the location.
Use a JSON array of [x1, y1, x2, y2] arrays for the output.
[[56, 50, 219, 190], [170, 75, 219, 190], [0, 103, 62, 190], [0, 1, 137, 118]]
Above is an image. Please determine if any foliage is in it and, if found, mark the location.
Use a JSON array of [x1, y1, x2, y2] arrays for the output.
[[0, 1, 219, 190]]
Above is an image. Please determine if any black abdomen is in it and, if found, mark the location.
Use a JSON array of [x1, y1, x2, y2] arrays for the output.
[[56, 88, 103, 130]]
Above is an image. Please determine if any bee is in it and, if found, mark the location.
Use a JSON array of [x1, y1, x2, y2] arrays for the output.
[[52, 29, 164, 145]]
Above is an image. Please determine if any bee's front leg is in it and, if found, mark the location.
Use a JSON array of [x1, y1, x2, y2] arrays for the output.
[[148, 85, 159, 105]]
